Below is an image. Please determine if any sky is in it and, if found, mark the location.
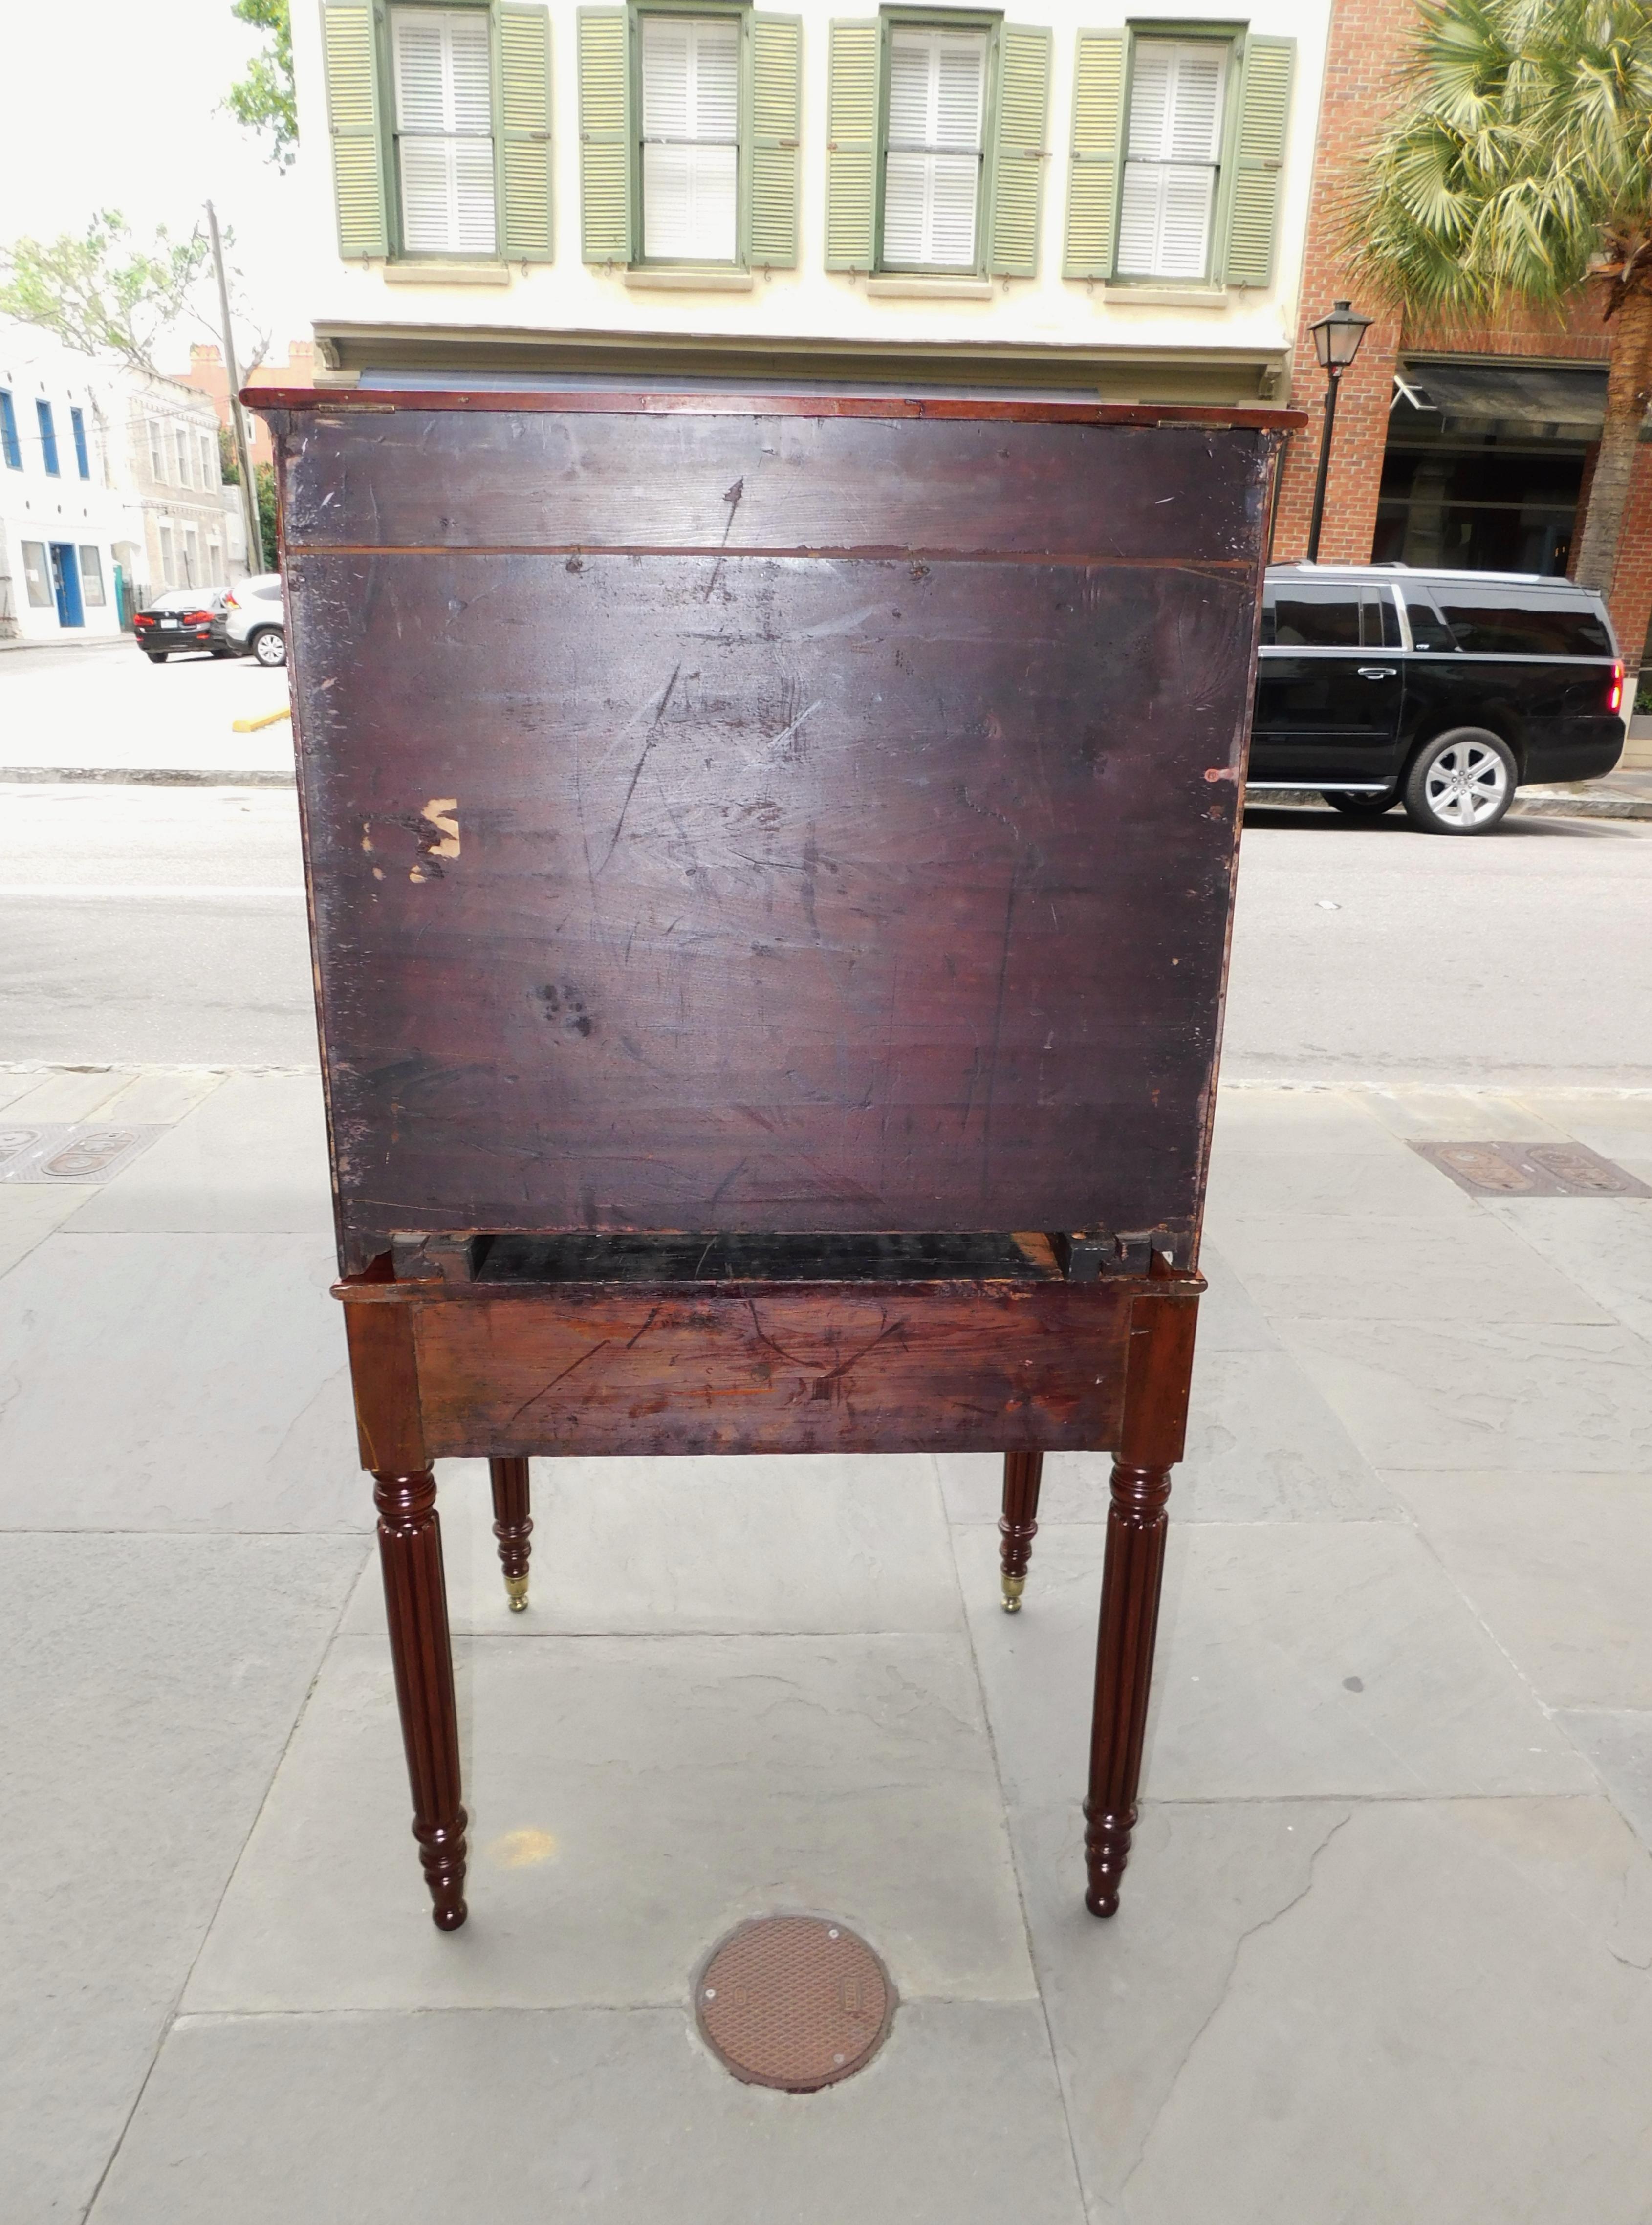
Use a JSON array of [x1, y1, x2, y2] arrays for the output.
[[0, 0, 316, 371]]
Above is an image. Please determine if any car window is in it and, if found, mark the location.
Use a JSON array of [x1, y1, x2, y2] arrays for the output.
[[255, 580, 283, 602], [1261, 584, 1363, 648], [1430, 585, 1613, 656], [1362, 589, 1401, 648], [1402, 593, 1457, 652]]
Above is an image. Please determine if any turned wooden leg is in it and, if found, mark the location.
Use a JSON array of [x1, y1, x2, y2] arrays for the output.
[[375, 1467, 469, 1931], [489, 1456, 533, 1612], [999, 1449, 1044, 1612], [1084, 1283, 1199, 1919]]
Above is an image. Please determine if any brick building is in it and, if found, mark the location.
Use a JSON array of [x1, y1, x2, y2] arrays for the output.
[[1272, 0, 1652, 687], [177, 341, 318, 470]]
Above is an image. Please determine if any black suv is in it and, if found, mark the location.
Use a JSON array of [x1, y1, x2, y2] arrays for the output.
[[1251, 564, 1624, 833]]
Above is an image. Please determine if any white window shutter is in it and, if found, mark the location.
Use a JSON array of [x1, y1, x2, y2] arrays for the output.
[[1117, 40, 1225, 279], [883, 28, 985, 269], [641, 15, 739, 262], [392, 7, 498, 256]]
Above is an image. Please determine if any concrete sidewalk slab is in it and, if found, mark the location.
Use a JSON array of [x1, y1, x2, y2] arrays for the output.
[[1014, 1793, 1652, 2225], [90, 2003, 1087, 2225], [1384, 1468, 1652, 1709], [340, 1452, 964, 1637], [0, 1233, 362, 1529], [954, 1521, 1589, 1803], [0, 1069, 1648, 2220], [0, 1532, 361, 2225], [1277, 1314, 1652, 1471], [183, 1633, 1034, 2013], [65, 1071, 331, 1234]]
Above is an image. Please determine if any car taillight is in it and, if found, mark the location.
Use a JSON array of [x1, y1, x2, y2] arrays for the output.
[[223, 592, 238, 609], [1609, 660, 1624, 714], [183, 609, 213, 624], [134, 615, 151, 628]]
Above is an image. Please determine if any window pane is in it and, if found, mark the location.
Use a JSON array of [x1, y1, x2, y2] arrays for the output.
[[1117, 40, 1225, 279], [22, 542, 52, 607], [641, 16, 739, 262], [883, 28, 985, 269], [149, 420, 166, 481], [71, 407, 90, 479], [1403, 594, 1456, 651], [393, 7, 497, 256], [174, 429, 191, 488], [1432, 586, 1613, 656], [0, 392, 20, 470], [1267, 588, 1362, 648], [79, 546, 106, 605], [37, 401, 59, 475]]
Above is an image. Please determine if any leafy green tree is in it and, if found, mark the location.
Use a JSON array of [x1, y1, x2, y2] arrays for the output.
[[226, 0, 297, 168], [1350, 0, 1652, 597], [0, 211, 211, 380]]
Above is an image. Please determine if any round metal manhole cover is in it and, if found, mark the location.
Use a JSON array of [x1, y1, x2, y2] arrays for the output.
[[695, 1916, 894, 2092]]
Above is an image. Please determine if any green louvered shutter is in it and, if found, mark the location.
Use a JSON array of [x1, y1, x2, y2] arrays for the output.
[[578, 8, 632, 262], [825, 19, 879, 271], [322, 0, 387, 259], [1062, 29, 1125, 280], [1220, 36, 1294, 287], [986, 25, 1051, 277], [500, 4, 554, 260], [749, 14, 802, 268]]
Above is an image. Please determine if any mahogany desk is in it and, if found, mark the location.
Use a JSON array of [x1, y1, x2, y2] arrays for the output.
[[254, 388, 1297, 1933]]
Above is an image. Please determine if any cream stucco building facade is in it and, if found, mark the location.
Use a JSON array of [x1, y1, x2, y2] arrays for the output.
[[287, 0, 1332, 398]]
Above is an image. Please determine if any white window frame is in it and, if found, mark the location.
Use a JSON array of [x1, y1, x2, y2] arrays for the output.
[[159, 521, 177, 588], [638, 12, 742, 266], [391, 5, 500, 258], [1116, 37, 1230, 283], [148, 418, 167, 483], [880, 23, 991, 274]]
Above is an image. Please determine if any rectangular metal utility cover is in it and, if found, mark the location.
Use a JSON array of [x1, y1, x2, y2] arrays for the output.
[[1411, 1139, 1652, 1198], [259, 393, 1293, 1273]]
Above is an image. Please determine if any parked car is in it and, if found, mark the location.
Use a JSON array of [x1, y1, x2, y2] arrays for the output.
[[132, 587, 230, 662], [213, 572, 286, 666], [1251, 564, 1624, 833]]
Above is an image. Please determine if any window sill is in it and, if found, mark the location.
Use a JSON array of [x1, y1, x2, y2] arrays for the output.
[[1098, 284, 1232, 310], [866, 276, 993, 300], [383, 262, 512, 287], [623, 267, 755, 292]]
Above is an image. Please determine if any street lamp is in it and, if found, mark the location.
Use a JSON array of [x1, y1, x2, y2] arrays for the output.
[[1305, 300, 1373, 562]]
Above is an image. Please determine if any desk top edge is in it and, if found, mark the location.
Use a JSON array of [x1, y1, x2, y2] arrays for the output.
[[246, 387, 1305, 432]]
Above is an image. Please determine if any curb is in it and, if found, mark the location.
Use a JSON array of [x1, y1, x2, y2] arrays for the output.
[[1248, 787, 1652, 823], [0, 766, 296, 787]]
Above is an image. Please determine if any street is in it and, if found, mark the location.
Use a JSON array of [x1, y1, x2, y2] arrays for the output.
[[1, 740, 1651, 1084]]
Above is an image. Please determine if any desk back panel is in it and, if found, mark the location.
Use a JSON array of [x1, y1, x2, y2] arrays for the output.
[[263, 398, 1278, 1273]]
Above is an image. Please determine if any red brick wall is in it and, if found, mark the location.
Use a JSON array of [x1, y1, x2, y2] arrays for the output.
[[1275, 0, 1650, 667], [1270, 0, 1408, 563]]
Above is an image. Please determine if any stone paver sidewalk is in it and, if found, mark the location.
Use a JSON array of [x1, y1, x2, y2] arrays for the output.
[[4, 1066, 1652, 2223]]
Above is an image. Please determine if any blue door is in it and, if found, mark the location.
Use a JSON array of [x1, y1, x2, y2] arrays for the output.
[[48, 542, 84, 627]]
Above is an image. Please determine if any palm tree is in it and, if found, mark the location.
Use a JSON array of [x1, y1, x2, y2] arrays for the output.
[[1348, 0, 1652, 597]]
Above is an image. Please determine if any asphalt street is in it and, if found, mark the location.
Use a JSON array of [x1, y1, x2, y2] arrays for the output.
[[2, 774, 1650, 1083]]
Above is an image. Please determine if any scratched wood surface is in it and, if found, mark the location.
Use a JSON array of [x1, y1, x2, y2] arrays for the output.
[[263, 398, 1282, 1272], [393, 1276, 1133, 1457]]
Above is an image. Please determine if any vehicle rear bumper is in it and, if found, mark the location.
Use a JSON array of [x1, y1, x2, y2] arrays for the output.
[[1522, 721, 1625, 785]]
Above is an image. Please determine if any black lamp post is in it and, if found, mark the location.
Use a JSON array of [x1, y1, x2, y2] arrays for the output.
[[1305, 300, 1373, 561]]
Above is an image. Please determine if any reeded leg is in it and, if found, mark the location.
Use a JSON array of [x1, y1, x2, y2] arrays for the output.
[[1083, 1284, 1198, 1918], [489, 1455, 533, 1612], [1083, 1460, 1171, 1915], [374, 1467, 468, 1930], [999, 1449, 1044, 1611]]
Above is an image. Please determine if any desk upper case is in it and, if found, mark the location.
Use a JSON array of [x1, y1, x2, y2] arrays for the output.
[[256, 389, 1294, 1934]]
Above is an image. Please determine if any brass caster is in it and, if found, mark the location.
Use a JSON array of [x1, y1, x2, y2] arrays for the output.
[[1000, 1574, 1025, 1614], [505, 1574, 529, 1613]]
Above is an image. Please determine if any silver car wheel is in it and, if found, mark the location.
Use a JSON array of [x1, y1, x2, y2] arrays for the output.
[[252, 627, 287, 667], [1423, 738, 1508, 826]]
